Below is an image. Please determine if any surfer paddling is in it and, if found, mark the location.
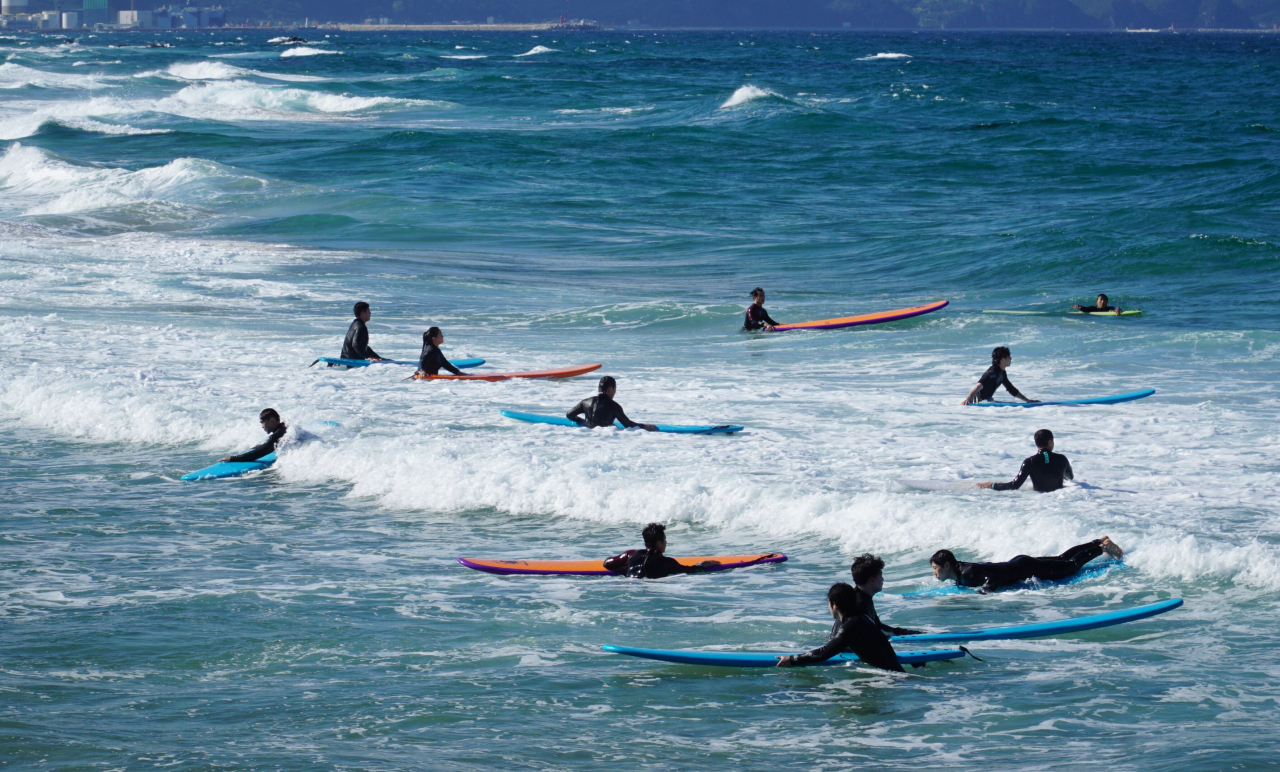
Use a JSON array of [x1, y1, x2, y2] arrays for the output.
[[743, 287, 780, 331], [979, 429, 1072, 492], [340, 302, 383, 362], [776, 580, 913, 673], [604, 523, 721, 579], [567, 376, 657, 431], [219, 408, 287, 463], [963, 346, 1038, 405], [930, 537, 1123, 593], [1073, 293, 1124, 315], [415, 326, 462, 377]]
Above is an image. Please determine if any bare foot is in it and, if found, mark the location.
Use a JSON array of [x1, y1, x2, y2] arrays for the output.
[[1100, 536, 1124, 559]]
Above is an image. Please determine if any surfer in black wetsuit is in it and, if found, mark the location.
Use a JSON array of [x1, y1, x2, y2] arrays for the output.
[[743, 287, 780, 331], [1073, 293, 1124, 315], [219, 408, 287, 463], [567, 376, 657, 431], [963, 346, 1037, 405], [930, 537, 1123, 593], [603, 523, 721, 579], [847, 554, 924, 638], [978, 429, 1073, 492], [340, 302, 382, 362], [415, 326, 462, 377], [775, 582, 905, 672]]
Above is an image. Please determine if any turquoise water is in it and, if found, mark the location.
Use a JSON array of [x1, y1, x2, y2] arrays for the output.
[[2, 30, 1279, 769]]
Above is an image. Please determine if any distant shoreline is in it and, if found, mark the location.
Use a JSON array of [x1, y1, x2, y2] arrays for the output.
[[325, 22, 596, 32]]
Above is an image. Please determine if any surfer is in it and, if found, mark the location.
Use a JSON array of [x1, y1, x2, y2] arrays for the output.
[[567, 376, 658, 431], [415, 327, 462, 377], [962, 346, 1038, 405], [219, 408, 287, 463], [603, 523, 721, 579], [929, 537, 1124, 593], [978, 429, 1072, 492], [743, 287, 780, 332], [1073, 294, 1124, 315], [340, 302, 383, 362], [848, 554, 925, 637], [775, 582, 906, 672]]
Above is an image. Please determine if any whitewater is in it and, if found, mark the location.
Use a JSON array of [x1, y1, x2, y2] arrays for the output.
[[2, 29, 1278, 770]]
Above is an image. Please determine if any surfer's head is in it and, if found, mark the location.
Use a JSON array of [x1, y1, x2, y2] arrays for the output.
[[598, 375, 617, 398], [750, 287, 765, 305], [423, 326, 443, 346], [354, 301, 371, 321], [826, 582, 858, 620], [850, 554, 886, 595], [258, 408, 282, 432], [991, 346, 1011, 368], [1034, 429, 1054, 451], [642, 522, 666, 553], [1096, 293, 1109, 307], [930, 550, 960, 582]]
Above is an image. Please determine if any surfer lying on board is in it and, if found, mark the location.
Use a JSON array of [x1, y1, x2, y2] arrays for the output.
[[567, 376, 657, 431], [1073, 293, 1124, 315], [743, 287, 780, 331], [603, 523, 721, 579], [775, 582, 906, 672], [415, 327, 462, 377], [219, 408, 287, 463], [930, 537, 1123, 593], [962, 346, 1038, 405], [340, 302, 383, 362], [978, 429, 1072, 492]]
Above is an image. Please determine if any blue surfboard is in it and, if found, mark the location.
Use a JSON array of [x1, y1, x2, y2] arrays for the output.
[[501, 410, 743, 435], [902, 561, 1128, 597], [972, 388, 1154, 407], [891, 598, 1183, 644], [312, 357, 485, 369], [601, 645, 965, 668], [182, 452, 277, 481]]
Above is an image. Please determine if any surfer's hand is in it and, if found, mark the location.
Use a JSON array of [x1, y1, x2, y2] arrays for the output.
[[641, 424, 658, 432], [775, 656, 797, 668], [219, 457, 232, 462], [1114, 308, 1123, 315], [1072, 304, 1082, 310], [765, 324, 776, 331], [1024, 398, 1040, 403], [977, 482, 993, 489], [695, 560, 721, 569]]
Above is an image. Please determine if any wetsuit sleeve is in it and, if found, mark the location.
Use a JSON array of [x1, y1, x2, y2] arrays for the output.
[[992, 458, 1031, 491], [1063, 457, 1074, 481], [612, 403, 640, 429], [226, 426, 285, 463], [762, 309, 779, 325], [1002, 375, 1025, 399], [603, 551, 634, 574], [662, 556, 698, 575], [566, 399, 589, 426], [435, 349, 462, 376], [788, 628, 853, 666]]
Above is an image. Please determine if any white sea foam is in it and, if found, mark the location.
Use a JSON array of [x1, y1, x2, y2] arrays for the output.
[[515, 45, 558, 57], [280, 46, 341, 58], [720, 84, 781, 109], [858, 52, 912, 61], [0, 62, 109, 90], [141, 60, 328, 83], [0, 97, 168, 140], [162, 81, 443, 117], [442, 55, 488, 60]]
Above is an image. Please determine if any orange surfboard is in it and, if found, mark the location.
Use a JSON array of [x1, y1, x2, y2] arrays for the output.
[[457, 553, 787, 576], [416, 364, 602, 382], [772, 300, 948, 331]]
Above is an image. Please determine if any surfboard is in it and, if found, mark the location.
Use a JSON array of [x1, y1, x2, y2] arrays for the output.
[[182, 452, 277, 481], [415, 364, 601, 382], [890, 598, 1183, 644], [499, 410, 743, 435], [982, 310, 1141, 317], [970, 388, 1155, 407], [601, 644, 965, 668], [901, 561, 1128, 597], [771, 300, 949, 331], [982, 310, 1051, 315], [313, 357, 484, 369], [1071, 310, 1142, 317], [896, 479, 983, 492], [457, 553, 787, 576]]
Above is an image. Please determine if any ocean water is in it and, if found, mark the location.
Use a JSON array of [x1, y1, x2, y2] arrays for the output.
[[2, 29, 1279, 770]]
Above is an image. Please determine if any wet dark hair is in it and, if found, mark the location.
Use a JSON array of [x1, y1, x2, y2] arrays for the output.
[[850, 553, 886, 586], [598, 375, 617, 394], [642, 522, 666, 549], [259, 408, 280, 422], [1034, 429, 1054, 448], [1097, 293, 1109, 303], [827, 582, 859, 615], [353, 301, 370, 317], [930, 549, 958, 569], [750, 287, 765, 300], [423, 326, 442, 344], [991, 346, 1011, 364]]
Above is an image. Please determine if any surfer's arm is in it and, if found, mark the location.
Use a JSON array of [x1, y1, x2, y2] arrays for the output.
[[780, 633, 846, 667], [991, 460, 1030, 491], [962, 383, 983, 405], [224, 434, 280, 463], [614, 405, 657, 432], [566, 400, 589, 426], [1062, 458, 1074, 482]]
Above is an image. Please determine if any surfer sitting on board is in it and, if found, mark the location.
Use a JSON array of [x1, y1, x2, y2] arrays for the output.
[[1073, 293, 1123, 315], [848, 554, 925, 638], [929, 537, 1123, 593], [415, 327, 462, 377], [340, 302, 382, 362], [962, 346, 1038, 405], [219, 408, 287, 463], [978, 429, 1072, 492], [603, 523, 721, 579], [567, 376, 657, 431], [743, 287, 780, 332], [775, 582, 906, 672]]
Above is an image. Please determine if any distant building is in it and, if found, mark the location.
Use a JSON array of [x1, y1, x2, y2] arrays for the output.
[[61, 10, 79, 27], [118, 9, 154, 27], [82, 0, 109, 26], [0, 0, 27, 16]]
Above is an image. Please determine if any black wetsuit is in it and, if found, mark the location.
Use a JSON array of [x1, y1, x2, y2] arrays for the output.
[[340, 318, 379, 361], [603, 549, 704, 579], [787, 611, 905, 672], [417, 343, 461, 376], [993, 451, 1073, 492], [567, 395, 639, 429], [954, 540, 1106, 592], [850, 588, 923, 638], [1077, 305, 1119, 313], [976, 364, 1025, 402], [227, 424, 287, 463], [743, 304, 779, 331]]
